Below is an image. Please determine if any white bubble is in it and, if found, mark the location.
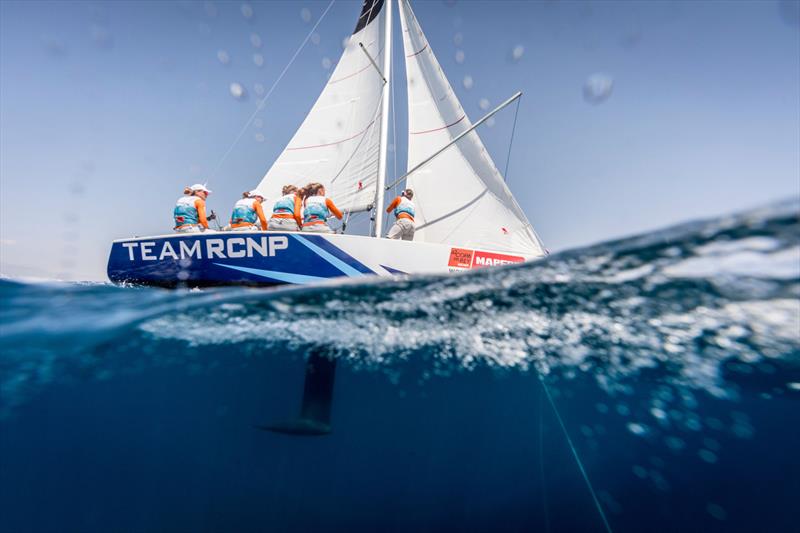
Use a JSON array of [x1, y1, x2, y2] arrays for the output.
[[788, 382, 800, 390], [300, 7, 312, 23], [311, 33, 321, 45], [229, 82, 246, 100], [462, 75, 473, 90], [250, 33, 262, 48], [254, 132, 265, 142], [486, 117, 496, 128], [455, 49, 465, 64], [240, 3, 254, 19], [177, 270, 190, 281], [583, 73, 614, 104], [707, 503, 727, 521], [665, 436, 685, 451], [453, 32, 463, 46], [478, 98, 490, 110], [627, 422, 648, 436], [321, 57, 332, 70], [253, 53, 264, 67], [698, 449, 717, 463], [217, 49, 230, 65], [511, 44, 524, 61], [650, 407, 667, 421], [253, 83, 265, 96]]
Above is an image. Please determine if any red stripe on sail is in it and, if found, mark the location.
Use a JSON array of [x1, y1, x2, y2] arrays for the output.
[[406, 43, 427, 57], [410, 114, 466, 135], [286, 121, 375, 151]]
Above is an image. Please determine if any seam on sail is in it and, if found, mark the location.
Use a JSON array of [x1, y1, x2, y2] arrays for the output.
[[286, 120, 376, 151], [406, 43, 427, 57], [416, 188, 488, 231], [329, 45, 384, 84], [410, 114, 466, 135]]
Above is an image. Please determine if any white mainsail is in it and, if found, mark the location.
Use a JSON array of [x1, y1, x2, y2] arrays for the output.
[[256, 0, 389, 216], [397, 0, 545, 256]]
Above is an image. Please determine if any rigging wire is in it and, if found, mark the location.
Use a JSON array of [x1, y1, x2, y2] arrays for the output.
[[208, 0, 337, 181], [538, 375, 613, 533], [503, 94, 522, 183]]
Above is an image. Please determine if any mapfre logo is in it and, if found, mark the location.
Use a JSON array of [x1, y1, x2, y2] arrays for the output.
[[471, 251, 525, 268]]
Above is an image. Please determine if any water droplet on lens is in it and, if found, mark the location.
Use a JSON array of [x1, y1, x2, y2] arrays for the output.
[[462, 75, 474, 90], [300, 7, 312, 23], [253, 83, 265, 95], [90, 25, 113, 49], [486, 117, 495, 128], [478, 98, 489, 110], [254, 118, 263, 129], [217, 50, 230, 65], [321, 57, 332, 70], [341, 36, 350, 49], [253, 53, 264, 67], [311, 33, 321, 45], [453, 32, 463, 45], [254, 132, 265, 142], [250, 33, 262, 48], [455, 49, 465, 64], [779, 0, 800, 28], [583, 73, 614, 104], [203, 1, 217, 18], [511, 44, 524, 62], [229, 82, 246, 100], [632, 465, 648, 479], [240, 3, 254, 19], [42, 36, 68, 58]]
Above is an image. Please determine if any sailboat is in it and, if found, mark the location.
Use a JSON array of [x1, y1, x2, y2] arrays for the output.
[[107, 0, 547, 288]]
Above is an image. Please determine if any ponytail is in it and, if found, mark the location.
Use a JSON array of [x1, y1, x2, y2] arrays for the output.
[[242, 191, 250, 199], [183, 186, 192, 195]]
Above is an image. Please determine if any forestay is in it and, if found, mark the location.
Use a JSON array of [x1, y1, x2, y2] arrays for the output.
[[256, 0, 388, 215], [398, 0, 545, 256]]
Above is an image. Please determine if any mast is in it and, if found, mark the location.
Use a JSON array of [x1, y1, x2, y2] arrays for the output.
[[373, 0, 392, 237]]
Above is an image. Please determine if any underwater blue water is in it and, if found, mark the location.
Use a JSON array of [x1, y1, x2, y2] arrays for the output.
[[1, 200, 799, 532]]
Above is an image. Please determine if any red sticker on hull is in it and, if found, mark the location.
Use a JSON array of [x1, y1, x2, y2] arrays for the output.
[[471, 251, 525, 268], [448, 248, 474, 269]]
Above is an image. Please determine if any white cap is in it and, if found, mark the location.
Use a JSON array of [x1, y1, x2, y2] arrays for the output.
[[189, 183, 211, 193], [248, 189, 264, 198]]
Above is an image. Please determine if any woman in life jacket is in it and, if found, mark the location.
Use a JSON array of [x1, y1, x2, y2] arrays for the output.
[[174, 184, 213, 232], [268, 184, 303, 231], [301, 183, 342, 233], [228, 190, 268, 231], [385, 188, 415, 241]]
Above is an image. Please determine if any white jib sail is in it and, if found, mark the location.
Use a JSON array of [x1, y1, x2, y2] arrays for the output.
[[256, 0, 389, 215], [397, 0, 545, 256]]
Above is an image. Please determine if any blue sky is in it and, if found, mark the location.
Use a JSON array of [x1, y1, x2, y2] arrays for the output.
[[1, 0, 798, 280]]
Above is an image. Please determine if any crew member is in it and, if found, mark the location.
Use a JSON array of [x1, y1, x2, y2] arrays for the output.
[[174, 184, 213, 232], [269, 184, 303, 231], [229, 190, 268, 231], [385, 188, 415, 241], [302, 183, 342, 233]]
